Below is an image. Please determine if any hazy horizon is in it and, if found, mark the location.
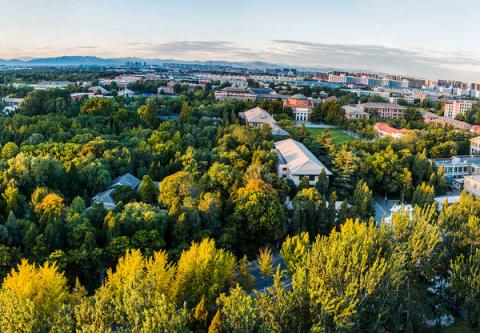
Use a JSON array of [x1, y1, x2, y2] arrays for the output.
[[2, 0, 480, 81]]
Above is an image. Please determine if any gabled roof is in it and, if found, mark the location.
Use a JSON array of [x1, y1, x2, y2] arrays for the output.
[[221, 87, 250, 93], [360, 102, 406, 110], [244, 107, 277, 124], [471, 126, 480, 133], [112, 173, 141, 189], [342, 105, 369, 116], [92, 188, 116, 209], [375, 122, 408, 135], [118, 88, 135, 95], [270, 123, 290, 136], [248, 88, 276, 95], [88, 86, 110, 94], [275, 139, 331, 175], [91, 173, 141, 210], [243, 107, 289, 136], [284, 97, 313, 110], [290, 94, 307, 100]]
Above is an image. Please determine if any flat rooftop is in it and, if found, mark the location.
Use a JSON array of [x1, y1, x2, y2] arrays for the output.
[[433, 156, 480, 166]]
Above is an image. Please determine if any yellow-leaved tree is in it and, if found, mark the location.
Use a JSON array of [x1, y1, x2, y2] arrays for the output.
[[303, 219, 389, 330], [0, 259, 72, 333], [174, 238, 237, 308], [75, 248, 184, 333]]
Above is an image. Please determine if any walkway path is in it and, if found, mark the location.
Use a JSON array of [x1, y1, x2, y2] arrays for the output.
[[373, 196, 400, 225], [248, 253, 291, 295]]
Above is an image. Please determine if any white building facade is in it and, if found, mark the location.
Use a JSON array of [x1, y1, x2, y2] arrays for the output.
[[275, 139, 331, 186]]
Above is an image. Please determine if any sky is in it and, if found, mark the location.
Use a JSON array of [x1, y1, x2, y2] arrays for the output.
[[1, 0, 480, 81]]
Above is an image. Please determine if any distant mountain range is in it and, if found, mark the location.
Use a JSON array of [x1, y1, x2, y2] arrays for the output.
[[0, 56, 291, 69], [0, 55, 390, 77], [0, 56, 142, 66]]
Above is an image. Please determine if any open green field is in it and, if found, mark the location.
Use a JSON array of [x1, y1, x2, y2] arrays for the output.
[[306, 128, 356, 145]]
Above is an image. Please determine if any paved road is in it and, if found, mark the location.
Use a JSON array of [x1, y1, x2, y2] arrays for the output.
[[248, 253, 291, 294], [300, 122, 335, 129], [373, 196, 399, 225]]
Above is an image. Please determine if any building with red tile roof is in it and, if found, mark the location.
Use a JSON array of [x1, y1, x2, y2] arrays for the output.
[[283, 94, 313, 123], [471, 125, 480, 134], [374, 122, 413, 139]]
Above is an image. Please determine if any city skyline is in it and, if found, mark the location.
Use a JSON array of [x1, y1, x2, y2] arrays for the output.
[[1, 0, 480, 81]]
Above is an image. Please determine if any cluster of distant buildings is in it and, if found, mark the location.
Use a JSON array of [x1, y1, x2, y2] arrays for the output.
[[328, 73, 411, 89]]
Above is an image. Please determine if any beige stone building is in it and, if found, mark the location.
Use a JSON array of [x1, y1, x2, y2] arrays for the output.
[[464, 175, 480, 197]]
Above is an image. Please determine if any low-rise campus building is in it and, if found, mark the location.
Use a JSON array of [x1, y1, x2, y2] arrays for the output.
[[358, 102, 406, 119], [92, 173, 141, 209], [274, 138, 331, 186], [433, 156, 480, 182], [1, 97, 23, 115], [374, 122, 412, 139], [214, 87, 256, 102], [239, 107, 289, 136], [283, 94, 313, 123], [341, 105, 370, 120], [420, 111, 472, 131], [471, 137, 480, 155], [464, 175, 480, 197]]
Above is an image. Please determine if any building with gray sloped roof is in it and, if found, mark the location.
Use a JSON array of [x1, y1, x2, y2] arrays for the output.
[[92, 173, 141, 209], [239, 107, 289, 137], [275, 138, 331, 186]]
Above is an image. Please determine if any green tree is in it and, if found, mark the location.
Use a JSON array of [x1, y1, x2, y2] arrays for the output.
[[385, 206, 441, 331], [180, 101, 194, 122], [411, 182, 436, 209], [138, 175, 158, 203], [315, 169, 329, 195], [450, 250, 480, 327], [399, 168, 413, 203], [217, 286, 263, 333], [232, 179, 287, 252], [2, 184, 26, 217], [258, 247, 273, 283], [280, 232, 310, 273], [1, 142, 19, 159], [75, 249, 181, 332], [303, 219, 388, 331], [238, 255, 255, 290], [80, 98, 114, 116], [257, 267, 311, 333], [331, 145, 359, 198], [292, 187, 325, 236], [351, 180, 375, 221]]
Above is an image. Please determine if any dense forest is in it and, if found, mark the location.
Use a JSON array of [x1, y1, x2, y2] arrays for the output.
[[0, 74, 479, 332]]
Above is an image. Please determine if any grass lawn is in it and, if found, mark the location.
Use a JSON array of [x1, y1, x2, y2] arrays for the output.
[[306, 128, 356, 146]]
